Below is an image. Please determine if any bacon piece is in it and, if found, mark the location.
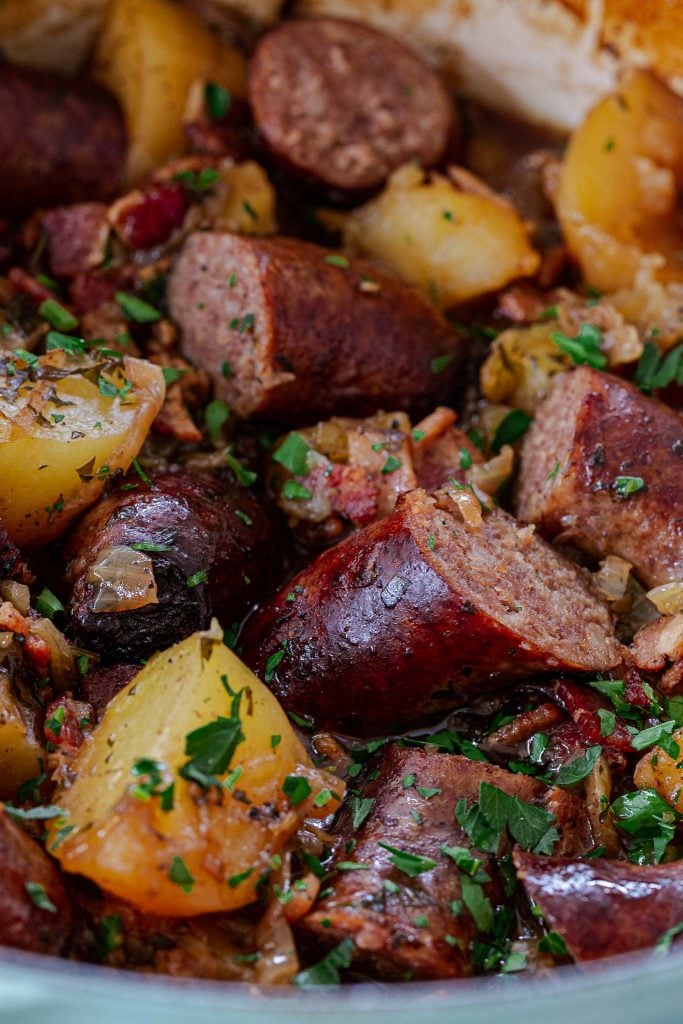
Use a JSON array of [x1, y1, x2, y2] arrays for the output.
[[111, 183, 190, 251], [44, 696, 94, 751], [42, 203, 109, 279]]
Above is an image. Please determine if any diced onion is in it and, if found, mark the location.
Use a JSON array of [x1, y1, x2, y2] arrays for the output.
[[88, 545, 159, 613], [0, 581, 30, 616], [647, 581, 683, 616], [469, 444, 514, 496], [593, 555, 633, 604], [448, 487, 483, 530]]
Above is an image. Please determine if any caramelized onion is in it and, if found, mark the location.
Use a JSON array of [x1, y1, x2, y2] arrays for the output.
[[448, 486, 483, 531], [88, 545, 159, 614], [0, 581, 30, 616], [593, 555, 633, 605], [254, 902, 299, 985], [647, 581, 683, 616], [468, 444, 514, 496]]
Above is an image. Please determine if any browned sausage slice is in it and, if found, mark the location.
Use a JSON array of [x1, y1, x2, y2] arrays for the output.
[[299, 746, 591, 980], [248, 19, 455, 193], [0, 63, 126, 215], [167, 233, 461, 422], [0, 806, 71, 955], [515, 366, 683, 589], [64, 471, 278, 661], [242, 488, 622, 734], [514, 851, 683, 962]]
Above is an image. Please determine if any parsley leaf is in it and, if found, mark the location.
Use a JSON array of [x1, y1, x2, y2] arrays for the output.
[[612, 788, 678, 864], [115, 291, 161, 323], [293, 938, 354, 986], [273, 432, 311, 476], [492, 409, 532, 453], [550, 745, 601, 787], [551, 323, 607, 368], [168, 856, 194, 892], [635, 342, 683, 394], [377, 842, 437, 877], [24, 881, 57, 913], [478, 783, 558, 852], [178, 686, 244, 790]]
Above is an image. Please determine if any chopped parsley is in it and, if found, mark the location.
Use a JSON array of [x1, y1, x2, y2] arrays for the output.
[[273, 432, 311, 476], [161, 366, 186, 386], [24, 881, 57, 913], [492, 409, 532, 453], [35, 587, 64, 620], [204, 399, 230, 441], [115, 291, 162, 324], [611, 788, 678, 864], [634, 342, 683, 394], [168, 856, 195, 893], [293, 938, 354, 986], [205, 81, 231, 120], [550, 745, 601, 787], [551, 323, 607, 369], [377, 842, 437, 877], [538, 931, 568, 955], [613, 475, 646, 498], [324, 254, 349, 268], [350, 795, 374, 830], [459, 447, 473, 470], [430, 354, 454, 375], [39, 298, 78, 332], [179, 683, 245, 790], [631, 720, 679, 760], [381, 455, 402, 475], [654, 921, 683, 957], [281, 479, 313, 500], [224, 450, 257, 487], [186, 569, 208, 588], [282, 775, 312, 805]]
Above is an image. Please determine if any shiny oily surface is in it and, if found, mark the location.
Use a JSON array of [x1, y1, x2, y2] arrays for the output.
[[0, 945, 682, 1024]]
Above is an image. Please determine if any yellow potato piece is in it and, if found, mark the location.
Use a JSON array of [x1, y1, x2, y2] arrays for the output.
[[0, 672, 42, 800], [557, 69, 683, 292], [344, 164, 539, 307], [212, 161, 278, 235], [0, 353, 164, 546], [94, 0, 247, 181], [634, 725, 683, 814], [49, 628, 344, 917]]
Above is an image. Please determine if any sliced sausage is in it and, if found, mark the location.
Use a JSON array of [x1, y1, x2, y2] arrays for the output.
[[248, 18, 455, 194], [0, 806, 71, 955], [0, 63, 126, 215], [64, 470, 278, 661], [514, 851, 683, 962], [167, 233, 461, 422], [242, 488, 622, 735], [515, 366, 683, 589], [299, 746, 591, 980]]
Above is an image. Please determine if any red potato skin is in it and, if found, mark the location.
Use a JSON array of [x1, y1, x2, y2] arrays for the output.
[[515, 852, 683, 961], [64, 471, 278, 661], [300, 747, 592, 980], [0, 63, 126, 215], [516, 366, 683, 589], [242, 496, 620, 736], [167, 233, 461, 423], [0, 807, 71, 955]]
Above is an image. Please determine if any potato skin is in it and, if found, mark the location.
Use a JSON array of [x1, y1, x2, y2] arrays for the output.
[[242, 491, 621, 735], [516, 366, 683, 589], [0, 807, 71, 955], [64, 471, 278, 661], [0, 62, 125, 215], [515, 851, 683, 962], [167, 233, 461, 422], [301, 746, 591, 979]]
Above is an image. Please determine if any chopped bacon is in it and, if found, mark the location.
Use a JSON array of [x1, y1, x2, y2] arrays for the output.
[[7, 266, 57, 304], [69, 269, 121, 315], [326, 463, 380, 525], [111, 183, 190, 251], [24, 632, 51, 675], [44, 696, 94, 751], [552, 680, 634, 758], [42, 203, 109, 278], [0, 600, 30, 635]]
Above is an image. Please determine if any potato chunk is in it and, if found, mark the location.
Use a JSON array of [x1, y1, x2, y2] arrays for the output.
[[94, 0, 247, 181], [0, 671, 42, 800], [557, 69, 683, 292], [634, 726, 683, 814], [343, 164, 539, 307], [49, 628, 344, 917], [0, 351, 164, 546]]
